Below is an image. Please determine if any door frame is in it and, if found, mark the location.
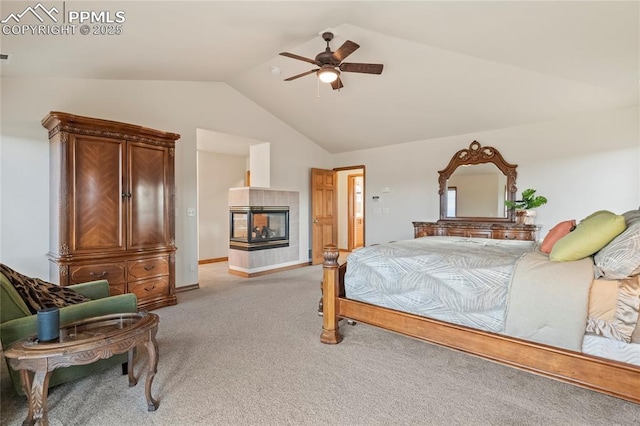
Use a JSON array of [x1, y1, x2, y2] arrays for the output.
[[347, 173, 364, 251], [334, 165, 366, 253]]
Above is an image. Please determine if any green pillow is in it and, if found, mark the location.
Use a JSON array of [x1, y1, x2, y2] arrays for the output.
[[550, 211, 627, 262]]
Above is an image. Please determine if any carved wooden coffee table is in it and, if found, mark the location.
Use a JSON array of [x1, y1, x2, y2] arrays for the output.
[[4, 312, 160, 426]]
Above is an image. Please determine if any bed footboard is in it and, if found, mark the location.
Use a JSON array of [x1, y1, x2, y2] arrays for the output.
[[320, 244, 640, 404]]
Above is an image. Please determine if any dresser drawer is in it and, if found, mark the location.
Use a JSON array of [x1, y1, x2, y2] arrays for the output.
[[467, 230, 492, 239], [128, 257, 169, 281], [414, 225, 437, 238], [444, 229, 492, 239], [444, 229, 468, 238], [492, 230, 535, 241], [129, 276, 169, 299], [69, 262, 125, 285]]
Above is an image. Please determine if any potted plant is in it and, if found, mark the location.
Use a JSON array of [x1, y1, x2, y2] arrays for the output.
[[505, 188, 548, 225]]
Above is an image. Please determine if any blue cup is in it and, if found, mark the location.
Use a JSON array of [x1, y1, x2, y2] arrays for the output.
[[37, 307, 60, 343]]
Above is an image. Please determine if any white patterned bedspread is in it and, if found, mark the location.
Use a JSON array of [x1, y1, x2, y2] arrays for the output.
[[344, 236, 535, 332]]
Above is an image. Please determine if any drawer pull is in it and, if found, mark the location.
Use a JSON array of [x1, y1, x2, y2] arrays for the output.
[[89, 271, 108, 278], [143, 265, 156, 271], [503, 235, 517, 240], [144, 285, 156, 292]]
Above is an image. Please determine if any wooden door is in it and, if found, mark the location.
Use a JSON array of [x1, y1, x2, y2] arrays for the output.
[[311, 168, 337, 265], [70, 135, 125, 253], [128, 142, 170, 250]]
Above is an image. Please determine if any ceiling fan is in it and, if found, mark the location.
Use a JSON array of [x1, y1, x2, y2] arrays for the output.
[[279, 32, 384, 90]]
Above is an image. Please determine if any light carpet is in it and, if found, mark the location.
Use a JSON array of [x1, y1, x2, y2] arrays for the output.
[[2, 262, 639, 425]]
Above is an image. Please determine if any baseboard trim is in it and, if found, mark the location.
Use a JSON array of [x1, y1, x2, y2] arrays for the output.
[[228, 261, 312, 278], [175, 283, 200, 292], [199, 257, 228, 264]]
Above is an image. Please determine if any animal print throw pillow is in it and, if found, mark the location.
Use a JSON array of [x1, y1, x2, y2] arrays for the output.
[[0, 263, 90, 314]]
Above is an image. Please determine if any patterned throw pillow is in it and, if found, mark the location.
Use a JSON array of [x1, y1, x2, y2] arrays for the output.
[[0, 264, 90, 314], [594, 210, 640, 279], [586, 275, 640, 343]]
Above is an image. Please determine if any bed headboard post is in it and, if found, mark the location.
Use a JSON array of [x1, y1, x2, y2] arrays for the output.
[[321, 244, 343, 344]]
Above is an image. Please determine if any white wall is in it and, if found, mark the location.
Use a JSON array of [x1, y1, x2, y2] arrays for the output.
[[0, 77, 332, 284], [333, 106, 639, 244], [1, 76, 637, 283], [197, 151, 246, 261], [249, 143, 271, 188]]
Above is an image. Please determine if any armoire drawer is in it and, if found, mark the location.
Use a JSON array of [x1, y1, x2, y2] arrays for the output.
[[69, 262, 126, 285], [107, 283, 126, 296], [129, 276, 169, 299], [128, 257, 169, 281]]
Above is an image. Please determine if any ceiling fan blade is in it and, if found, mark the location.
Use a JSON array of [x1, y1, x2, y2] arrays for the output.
[[331, 77, 344, 91], [284, 69, 318, 81], [279, 52, 320, 66], [331, 40, 359, 63], [339, 63, 384, 74]]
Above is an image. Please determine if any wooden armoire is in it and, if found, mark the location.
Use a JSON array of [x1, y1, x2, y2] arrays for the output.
[[42, 112, 180, 310]]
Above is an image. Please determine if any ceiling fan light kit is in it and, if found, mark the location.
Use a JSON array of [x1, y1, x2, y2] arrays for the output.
[[318, 66, 339, 83], [279, 31, 383, 90]]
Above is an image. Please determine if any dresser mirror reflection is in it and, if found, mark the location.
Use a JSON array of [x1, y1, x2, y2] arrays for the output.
[[438, 140, 517, 223]]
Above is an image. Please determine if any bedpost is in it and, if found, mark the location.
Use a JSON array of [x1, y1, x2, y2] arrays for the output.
[[320, 244, 343, 344]]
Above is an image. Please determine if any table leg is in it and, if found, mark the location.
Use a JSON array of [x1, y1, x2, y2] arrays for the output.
[[19, 370, 34, 426], [128, 348, 138, 387], [21, 368, 51, 426], [143, 326, 160, 411]]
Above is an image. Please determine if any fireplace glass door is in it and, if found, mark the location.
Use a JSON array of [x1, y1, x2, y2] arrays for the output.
[[230, 207, 289, 251]]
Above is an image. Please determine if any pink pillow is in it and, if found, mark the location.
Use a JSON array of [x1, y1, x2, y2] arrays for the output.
[[540, 219, 576, 253]]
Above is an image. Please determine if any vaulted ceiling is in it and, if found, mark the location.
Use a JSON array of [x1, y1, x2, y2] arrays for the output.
[[1, 1, 638, 153]]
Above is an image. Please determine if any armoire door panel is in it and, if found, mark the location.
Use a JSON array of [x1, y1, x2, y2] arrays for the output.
[[128, 143, 168, 249], [72, 135, 125, 253]]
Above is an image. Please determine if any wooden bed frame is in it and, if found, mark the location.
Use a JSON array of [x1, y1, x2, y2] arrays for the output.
[[320, 244, 640, 404]]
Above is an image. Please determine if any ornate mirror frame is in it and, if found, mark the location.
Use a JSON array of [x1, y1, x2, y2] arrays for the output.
[[438, 141, 517, 222]]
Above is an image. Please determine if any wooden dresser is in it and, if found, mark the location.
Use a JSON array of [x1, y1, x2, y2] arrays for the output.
[[43, 112, 180, 310], [413, 221, 540, 241]]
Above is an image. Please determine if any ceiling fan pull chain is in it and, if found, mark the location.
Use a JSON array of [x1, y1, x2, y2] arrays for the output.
[[317, 77, 320, 98]]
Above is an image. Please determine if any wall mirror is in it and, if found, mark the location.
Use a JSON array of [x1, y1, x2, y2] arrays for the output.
[[438, 141, 517, 222]]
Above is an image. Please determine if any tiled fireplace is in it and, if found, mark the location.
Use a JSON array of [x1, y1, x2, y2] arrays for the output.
[[228, 188, 299, 277]]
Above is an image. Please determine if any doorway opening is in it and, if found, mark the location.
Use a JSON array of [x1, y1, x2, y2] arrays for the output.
[[347, 173, 364, 251], [196, 128, 270, 268]]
